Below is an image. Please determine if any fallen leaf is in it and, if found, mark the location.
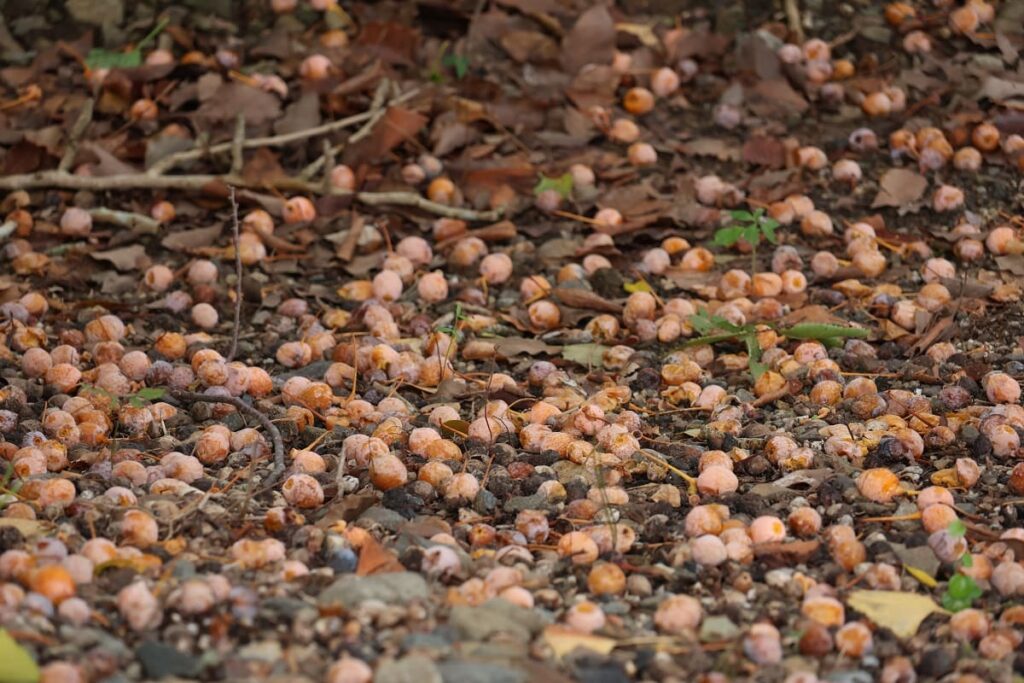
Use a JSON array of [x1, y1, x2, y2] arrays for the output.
[[752, 540, 820, 566], [492, 337, 560, 357], [847, 590, 947, 638], [615, 22, 659, 48], [195, 82, 281, 126], [90, 244, 148, 271], [500, 30, 559, 63], [904, 565, 938, 588], [355, 21, 420, 66], [161, 225, 222, 251], [561, 5, 614, 75], [0, 518, 49, 537], [680, 138, 742, 161], [441, 419, 471, 438], [274, 91, 322, 136], [561, 343, 608, 367], [356, 535, 404, 576], [344, 106, 428, 167], [995, 254, 1024, 275], [316, 493, 380, 529], [742, 136, 786, 167], [552, 287, 623, 312], [0, 629, 40, 683], [977, 75, 1024, 104], [872, 169, 928, 209], [543, 625, 617, 660]]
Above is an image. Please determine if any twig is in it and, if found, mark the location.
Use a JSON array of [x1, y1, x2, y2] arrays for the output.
[[337, 210, 364, 262], [87, 207, 160, 234], [226, 186, 242, 362], [230, 114, 245, 176], [348, 79, 391, 145], [0, 170, 503, 221], [784, 0, 804, 43], [0, 219, 16, 241], [147, 88, 419, 176], [169, 389, 286, 486], [59, 98, 94, 173], [319, 139, 336, 193]]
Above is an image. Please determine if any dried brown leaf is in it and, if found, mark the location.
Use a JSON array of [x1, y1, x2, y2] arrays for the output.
[[561, 5, 615, 75], [872, 168, 928, 209]]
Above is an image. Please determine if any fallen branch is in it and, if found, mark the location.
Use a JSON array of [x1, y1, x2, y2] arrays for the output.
[[88, 207, 160, 234], [58, 98, 94, 173], [230, 114, 245, 177], [226, 186, 243, 362], [169, 389, 286, 487], [0, 170, 503, 221], [146, 87, 419, 176]]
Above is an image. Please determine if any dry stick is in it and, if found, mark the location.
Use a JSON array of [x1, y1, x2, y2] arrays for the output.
[[148, 87, 420, 176], [87, 207, 160, 234], [170, 389, 285, 485], [58, 98, 94, 173], [784, 0, 804, 42], [0, 170, 502, 221], [230, 114, 245, 177], [301, 79, 394, 182], [348, 79, 391, 145], [226, 186, 243, 362]]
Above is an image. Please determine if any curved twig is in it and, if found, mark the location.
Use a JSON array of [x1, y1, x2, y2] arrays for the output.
[[169, 389, 285, 486]]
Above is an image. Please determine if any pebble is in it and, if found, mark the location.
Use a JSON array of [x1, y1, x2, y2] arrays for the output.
[[318, 572, 429, 610], [449, 599, 550, 643], [375, 655, 442, 683], [436, 661, 528, 683], [135, 640, 201, 679]]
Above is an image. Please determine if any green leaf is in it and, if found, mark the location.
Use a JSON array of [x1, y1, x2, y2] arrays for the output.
[[960, 553, 974, 568], [85, 48, 142, 70], [134, 387, 166, 401], [781, 323, 869, 340], [947, 518, 967, 538], [623, 279, 654, 294], [533, 172, 574, 199], [442, 53, 469, 79], [0, 629, 40, 683], [729, 210, 755, 223], [742, 226, 761, 245], [561, 343, 608, 367], [749, 360, 768, 380], [713, 226, 745, 247], [688, 310, 715, 335], [762, 220, 779, 244], [941, 593, 971, 613]]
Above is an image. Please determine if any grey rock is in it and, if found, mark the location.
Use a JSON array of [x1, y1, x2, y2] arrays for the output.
[[503, 494, 547, 513], [449, 599, 549, 643], [260, 596, 310, 618], [700, 615, 741, 642], [375, 655, 443, 683], [825, 671, 874, 683], [318, 572, 429, 610], [135, 641, 200, 680], [66, 0, 123, 27], [237, 640, 282, 662], [437, 661, 528, 683], [891, 542, 941, 578], [357, 505, 407, 533]]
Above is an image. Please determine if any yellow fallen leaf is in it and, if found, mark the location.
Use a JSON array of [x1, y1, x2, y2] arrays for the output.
[[543, 625, 617, 659], [624, 279, 653, 294], [0, 518, 49, 538], [903, 565, 938, 588], [615, 23, 659, 49], [847, 590, 947, 639], [0, 628, 40, 683]]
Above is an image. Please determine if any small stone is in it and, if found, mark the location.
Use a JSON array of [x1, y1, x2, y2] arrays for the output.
[[318, 572, 429, 610], [699, 615, 740, 642], [918, 647, 956, 678], [66, 0, 123, 27], [356, 505, 408, 532], [136, 641, 201, 679], [449, 599, 550, 643], [436, 661, 529, 683], [375, 655, 442, 683]]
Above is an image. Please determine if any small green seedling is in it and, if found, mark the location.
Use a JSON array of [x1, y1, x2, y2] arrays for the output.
[[941, 519, 983, 612], [685, 311, 869, 380], [85, 17, 169, 70], [534, 172, 574, 199], [436, 302, 467, 342], [429, 42, 470, 82], [80, 384, 166, 410], [714, 208, 780, 273]]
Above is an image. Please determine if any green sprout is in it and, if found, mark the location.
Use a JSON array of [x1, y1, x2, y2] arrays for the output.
[[714, 208, 780, 273], [685, 311, 869, 380], [941, 519, 983, 612]]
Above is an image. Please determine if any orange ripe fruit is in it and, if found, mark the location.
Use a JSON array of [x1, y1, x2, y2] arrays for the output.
[[622, 87, 655, 115], [857, 468, 902, 503], [283, 197, 316, 224], [29, 564, 76, 604], [426, 177, 457, 205], [884, 2, 915, 25], [971, 123, 1000, 152]]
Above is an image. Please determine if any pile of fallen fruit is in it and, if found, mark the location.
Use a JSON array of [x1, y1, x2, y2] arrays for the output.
[[1, 0, 1024, 681]]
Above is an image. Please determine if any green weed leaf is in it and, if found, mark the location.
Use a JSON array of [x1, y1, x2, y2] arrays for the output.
[[713, 226, 745, 247], [781, 323, 869, 340], [534, 172, 574, 199]]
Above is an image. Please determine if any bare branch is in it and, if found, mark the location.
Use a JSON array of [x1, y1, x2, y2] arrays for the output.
[[88, 207, 160, 234], [230, 114, 246, 176], [169, 389, 285, 485], [226, 186, 243, 362], [58, 98, 94, 173], [0, 170, 503, 221], [146, 88, 419, 176]]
